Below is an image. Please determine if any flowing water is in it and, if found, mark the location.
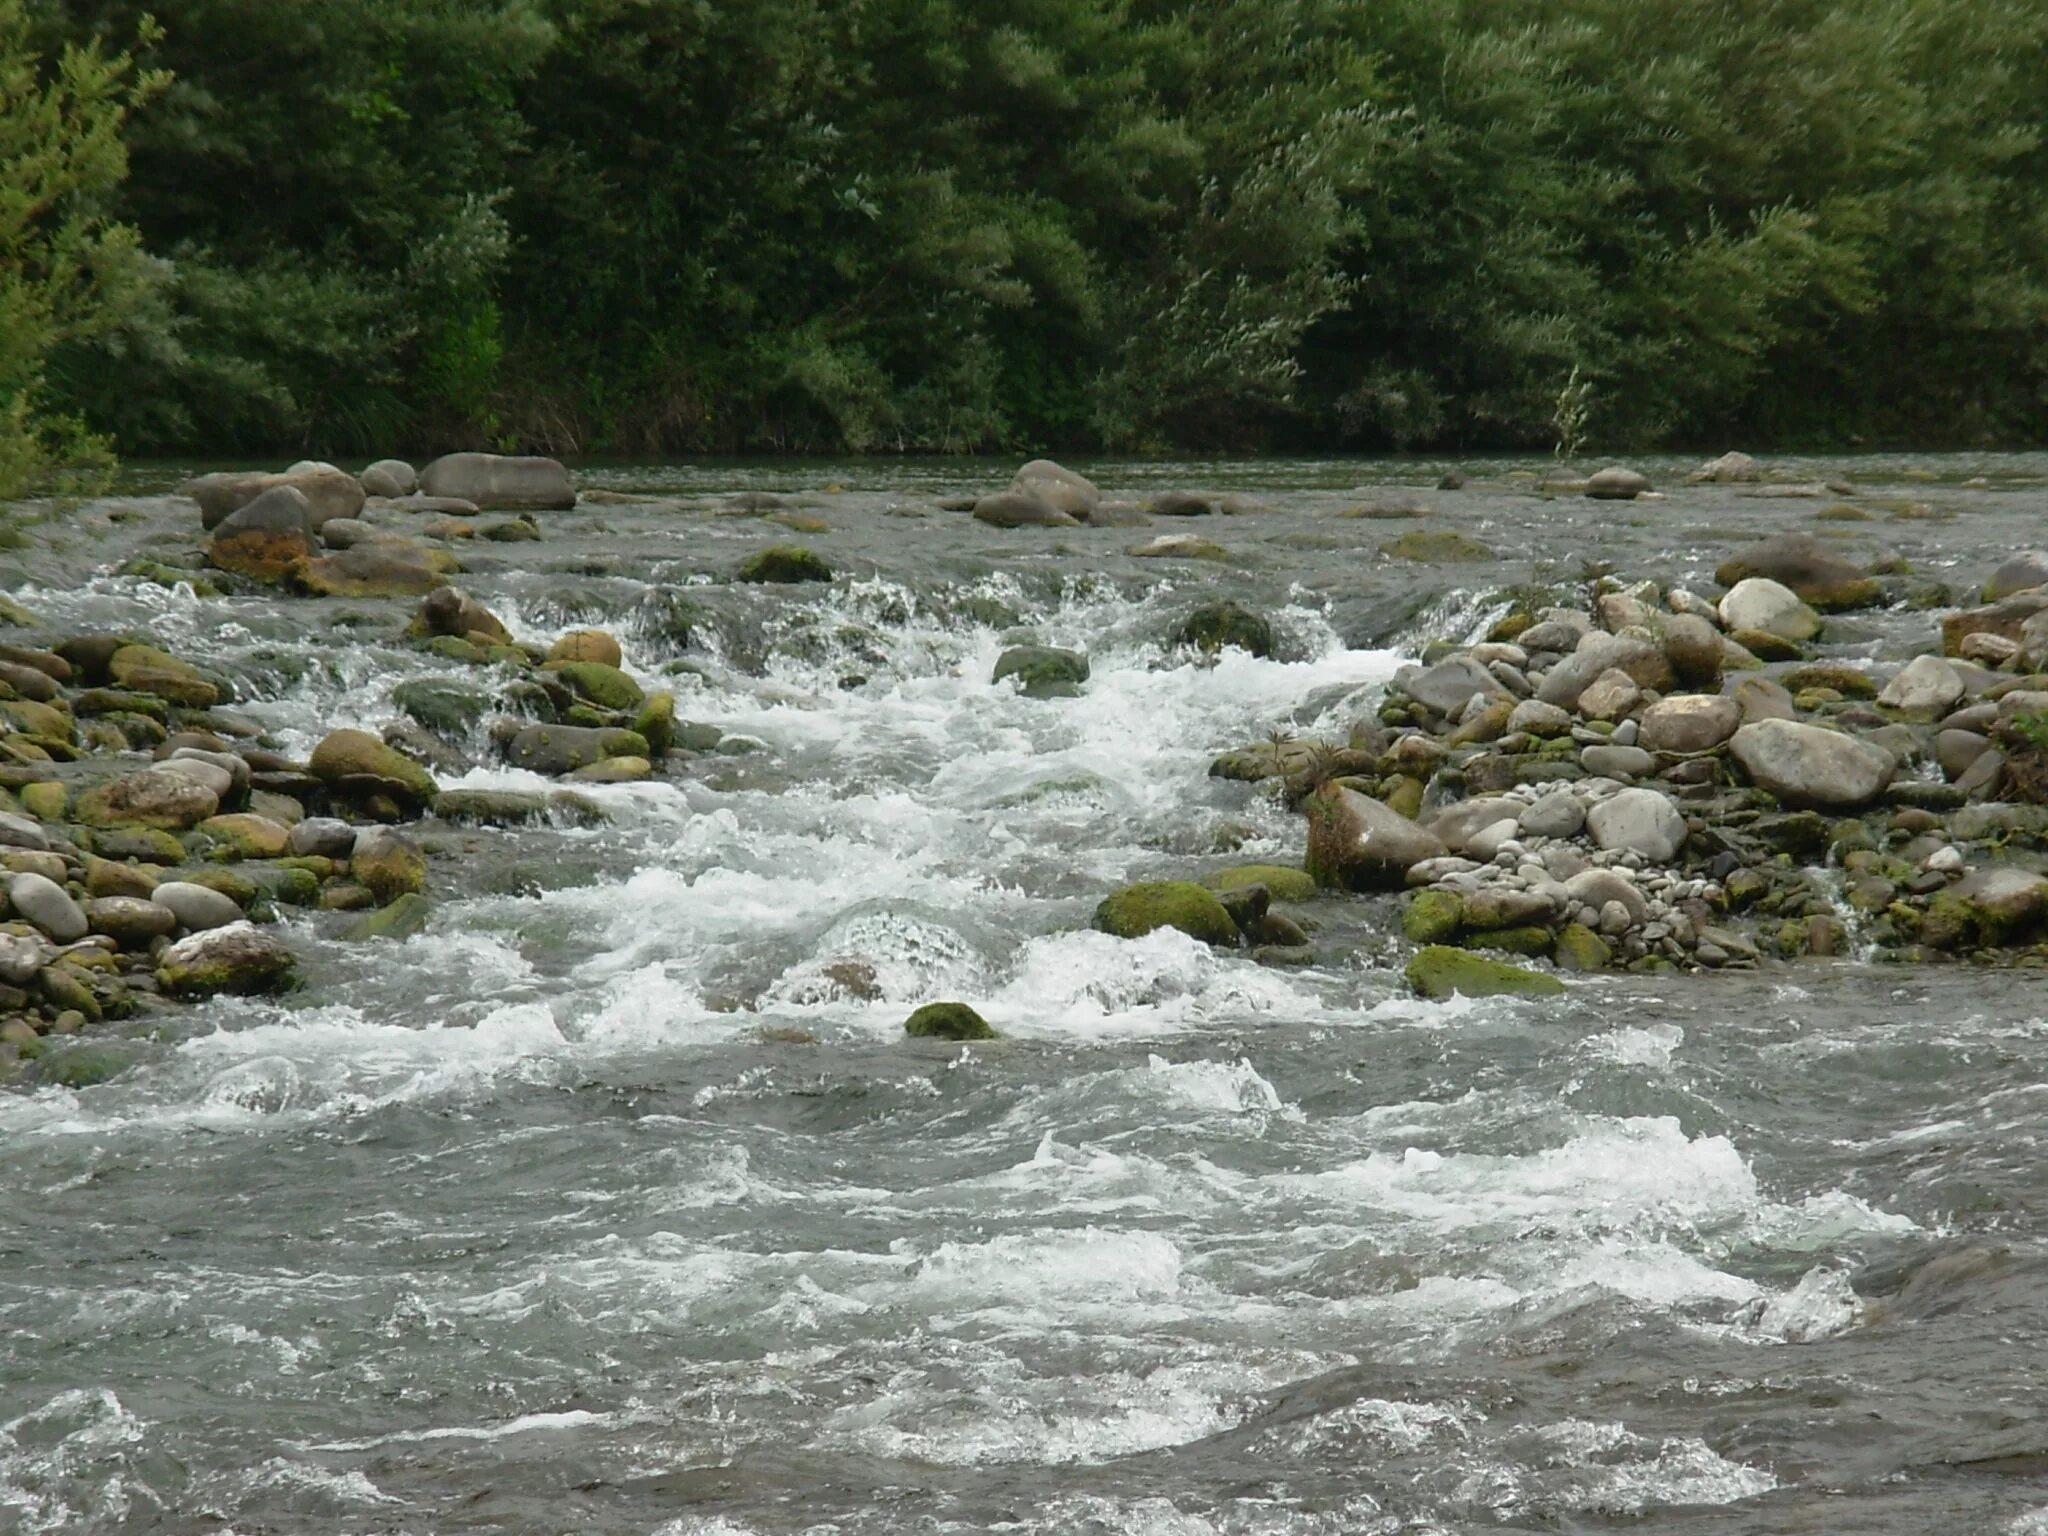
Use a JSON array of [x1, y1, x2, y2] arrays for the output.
[[3, 454, 2047, 1534]]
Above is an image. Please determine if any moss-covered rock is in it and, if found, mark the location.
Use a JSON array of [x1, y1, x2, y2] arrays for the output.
[[548, 629, 623, 668], [738, 544, 832, 583], [1920, 868, 2048, 950], [568, 755, 652, 782], [1380, 530, 1495, 563], [197, 813, 291, 860], [243, 864, 321, 907], [1174, 601, 1273, 658], [542, 659, 644, 712], [30, 1042, 134, 1089], [74, 767, 219, 831], [904, 1001, 997, 1041], [992, 645, 1091, 698], [1405, 945, 1565, 1000], [157, 925, 298, 997], [1552, 923, 1612, 971], [392, 679, 491, 737], [18, 780, 65, 820], [1466, 924, 1553, 957], [309, 728, 439, 809], [1092, 880, 1241, 945], [347, 892, 433, 940], [350, 829, 426, 903], [1202, 864, 1317, 903], [109, 644, 220, 708], [1402, 888, 1464, 944], [631, 691, 677, 755]]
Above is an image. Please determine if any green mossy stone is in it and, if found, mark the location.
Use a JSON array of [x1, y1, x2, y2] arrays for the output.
[[1092, 880, 1240, 946], [1381, 530, 1495, 563], [1405, 945, 1565, 1000], [1552, 923, 1612, 972], [347, 892, 433, 941], [392, 679, 490, 736], [18, 781, 65, 821], [426, 635, 490, 665], [179, 866, 260, 908], [39, 966, 103, 1022], [1384, 775, 1426, 821], [32, 1043, 132, 1089], [1402, 889, 1464, 944], [1467, 924, 1554, 957], [1174, 601, 1273, 657], [89, 826, 188, 864], [309, 728, 439, 806], [543, 660, 644, 712], [632, 691, 677, 755], [992, 646, 1091, 698], [244, 864, 321, 907], [904, 1001, 997, 1041], [737, 545, 832, 584], [1203, 865, 1317, 903]]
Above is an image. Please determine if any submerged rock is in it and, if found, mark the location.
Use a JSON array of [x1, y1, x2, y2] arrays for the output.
[[1405, 945, 1565, 999], [1175, 601, 1273, 658], [992, 645, 1089, 698], [904, 1001, 997, 1041], [1715, 533, 1879, 610], [737, 544, 832, 583], [973, 490, 1076, 529], [156, 923, 298, 997], [309, 729, 440, 809]]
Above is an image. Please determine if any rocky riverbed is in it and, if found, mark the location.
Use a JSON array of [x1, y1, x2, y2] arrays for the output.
[[2, 450, 2047, 1534]]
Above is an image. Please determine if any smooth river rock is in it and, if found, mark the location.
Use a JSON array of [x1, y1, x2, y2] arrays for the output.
[[419, 453, 576, 510], [1729, 719, 1897, 808], [1306, 783, 1446, 890], [1585, 787, 1688, 862]]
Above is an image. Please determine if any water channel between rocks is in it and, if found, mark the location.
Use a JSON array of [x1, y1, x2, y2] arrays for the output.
[[2, 453, 2047, 1535]]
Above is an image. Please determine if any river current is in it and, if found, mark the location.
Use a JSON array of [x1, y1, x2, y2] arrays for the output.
[[2, 453, 2046, 1534]]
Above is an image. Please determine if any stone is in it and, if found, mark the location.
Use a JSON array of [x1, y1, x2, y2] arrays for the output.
[[1920, 868, 2048, 950], [288, 816, 358, 857], [74, 767, 219, 830], [297, 539, 453, 597], [186, 466, 365, 530], [1092, 881, 1240, 945], [503, 724, 649, 776], [149, 880, 246, 931], [156, 924, 298, 997], [1553, 923, 1612, 970], [1585, 466, 1652, 500], [351, 828, 427, 903], [1984, 552, 2048, 602], [1585, 787, 1687, 861], [1877, 655, 1967, 718], [973, 490, 1076, 528], [1658, 614, 1724, 688], [1580, 743, 1654, 779], [1714, 534, 1879, 610], [1127, 534, 1228, 561], [1507, 698, 1573, 737], [1935, 729, 1990, 781], [413, 586, 513, 646], [1536, 632, 1674, 710], [1719, 577, 1820, 641], [631, 692, 677, 755], [543, 660, 644, 712], [548, 629, 622, 668], [1405, 946, 1564, 999], [360, 458, 418, 498], [1011, 459, 1100, 519], [1637, 695, 1741, 754], [1201, 865, 1317, 903], [85, 895, 177, 947], [1400, 656, 1508, 718], [309, 729, 439, 809], [904, 1001, 998, 1041], [1402, 889, 1464, 944], [1519, 789, 1586, 840], [110, 643, 220, 709], [1941, 591, 2048, 659], [8, 872, 85, 942], [1961, 633, 2021, 667], [418, 452, 575, 509], [1576, 668, 1642, 722], [737, 544, 832, 583], [0, 811, 49, 850], [196, 813, 291, 859], [1380, 530, 1494, 563], [1728, 719, 1896, 808], [1144, 490, 1216, 518], [1306, 782, 1447, 890], [206, 487, 320, 583], [1732, 677, 1797, 724], [1175, 602, 1273, 658], [567, 756, 651, 783], [0, 930, 46, 983], [1689, 451, 1764, 483], [993, 646, 1090, 698], [347, 892, 433, 941], [1427, 797, 1522, 853]]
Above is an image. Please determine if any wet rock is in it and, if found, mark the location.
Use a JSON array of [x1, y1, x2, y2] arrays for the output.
[[109, 644, 220, 709], [1201, 864, 1317, 903], [1305, 782, 1446, 890], [298, 539, 454, 597], [156, 924, 298, 997], [1877, 655, 1967, 719], [1553, 923, 1611, 970], [1715, 533, 1879, 610], [1729, 719, 1896, 808], [418, 452, 575, 510], [992, 646, 1090, 698], [973, 490, 1076, 529], [548, 629, 623, 668], [75, 767, 219, 830], [196, 813, 290, 859], [186, 466, 365, 530], [149, 879, 246, 931], [309, 729, 439, 810], [347, 891, 433, 941], [543, 660, 644, 712], [1940, 591, 2048, 658], [1406, 945, 1564, 999], [737, 544, 832, 583], [1689, 450, 1764, 483], [351, 828, 426, 903], [1585, 466, 1652, 500], [1127, 534, 1227, 560], [567, 755, 651, 783], [206, 487, 319, 583], [360, 459, 418, 498], [1719, 577, 1820, 641], [1535, 633, 1674, 710], [412, 586, 513, 646], [904, 1001, 997, 1040], [1085, 500, 1151, 528], [503, 724, 649, 776], [1983, 552, 2048, 602], [431, 788, 607, 828], [1176, 601, 1273, 658], [1638, 695, 1741, 754], [1586, 787, 1687, 861], [1092, 881, 1240, 945], [1380, 530, 1494, 562], [8, 872, 85, 942], [1920, 868, 2048, 949], [1399, 655, 1508, 718], [287, 816, 358, 857], [1402, 889, 1463, 944], [1012, 459, 1100, 520], [1145, 490, 1215, 518]]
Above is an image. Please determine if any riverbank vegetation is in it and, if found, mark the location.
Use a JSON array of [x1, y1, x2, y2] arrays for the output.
[[5, 0, 2046, 480]]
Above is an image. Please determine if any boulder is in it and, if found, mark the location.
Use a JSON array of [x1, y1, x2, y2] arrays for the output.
[[84, 895, 177, 948], [1092, 881, 1240, 945], [1941, 591, 2048, 659], [1658, 614, 1724, 689], [1405, 946, 1564, 999], [972, 490, 1076, 529], [0, 810, 49, 851], [1176, 602, 1273, 658], [1306, 782, 1447, 890], [1535, 632, 1675, 710], [1518, 789, 1586, 840], [1637, 695, 1741, 754], [1585, 787, 1687, 862], [309, 728, 439, 809], [412, 586, 513, 646], [156, 923, 297, 997], [287, 816, 358, 857], [1689, 451, 1764, 483], [297, 539, 453, 597], [1564, 868, 1649, 924], [208, 486, 318, 582], [360, 459, 418, 498], [196, 813, 290, 859], [1576, 668, 1642, 722], [351, 827, 426, 903], [1145, 490, 1214, 518], [992, 646, 1090, 698], [904, 1001, 998, 1041], [1127, 534, 1228, 561], [1401, 889, 1464, 943], [1714, 533, 1880, 611], [185, 467, 365, 531], [1728, 719, 1896, 808], [1507, 698, 1573, 737], [74, 767, 219, 830], [105, 644, 219, 709], [1426, 797, 1521, 854], [1201, 864, 1317, 903], [1920, 868, 2048, 950], [548, 629, 622, 668], [1400, 655, 1508, 718], [149, 880, 246, 932], [8, 872, 86, 942], [1585, 466, 1652, 500], [1877, 655, 1967, 719], [503, 724, 649, 776], [1011, 459, 1100, 519], [1718, 577, 1820, 642], [1580, 743, 1653, 778], [542, 660, 644, 712], [737, 545, 832, 583], [1984, 552, 2048, 603], [418, 452, 575, 510]]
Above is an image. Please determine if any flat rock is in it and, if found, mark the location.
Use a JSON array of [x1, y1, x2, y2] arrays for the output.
[[1585, 787, 1687, 861], [1637, 694, 1741, 754], [1729, 719, 1896, 808]]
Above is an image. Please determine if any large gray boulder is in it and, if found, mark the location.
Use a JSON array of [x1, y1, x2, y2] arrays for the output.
[[1984, 552, 2048, 602], [1719, 577, 1820, 642], [1585, 787, 1687, 862], [1877, 655, 1967, 719], [360, 458, 418, 498], [8, 872, 86, 943], [418, 453, 575, 510], [1535, 632, 1675, 710], [1306, 783, 1446, 890], [1400, 655, 1509, 718], [150, 880, 246, 933], [1688, 450, 1764, 483], [1011, 459, 1100, 519], [185, 467, 365, 530], [1586, 466, 1652, 500], [1729, 719, 1896, 808], [973, 490, 1076, 529], [1637, 695, 1741, 754]]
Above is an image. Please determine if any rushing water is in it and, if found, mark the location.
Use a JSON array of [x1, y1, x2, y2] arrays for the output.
[[3, 453, 2047, 1534]]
